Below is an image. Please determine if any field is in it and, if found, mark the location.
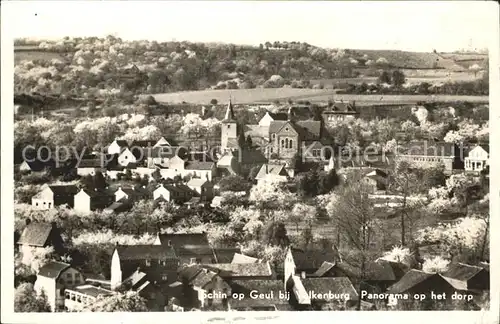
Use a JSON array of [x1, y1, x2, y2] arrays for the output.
[[14, 50, 67, 64], [350, 49, 465, 71], [151, 88, 489, 105], [311, 70, 479, 89]]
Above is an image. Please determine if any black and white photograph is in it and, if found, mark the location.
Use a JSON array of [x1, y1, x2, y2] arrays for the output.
[[1, 1, 499, 322]]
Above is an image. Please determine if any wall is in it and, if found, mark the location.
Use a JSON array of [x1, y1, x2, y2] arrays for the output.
[[34, 276, 56, 311], [74, 192, 90, 213], [110, 250, 122, 290]]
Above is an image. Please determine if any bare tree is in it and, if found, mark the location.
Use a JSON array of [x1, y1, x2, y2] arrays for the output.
[[326, 177, 377, 310]]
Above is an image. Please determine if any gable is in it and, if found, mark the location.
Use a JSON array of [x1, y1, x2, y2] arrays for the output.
[[274, 121, 299, 137], [468, 146, 489, 159]]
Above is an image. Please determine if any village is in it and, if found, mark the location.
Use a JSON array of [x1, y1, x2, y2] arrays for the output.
[[14, 98, 490, 312]]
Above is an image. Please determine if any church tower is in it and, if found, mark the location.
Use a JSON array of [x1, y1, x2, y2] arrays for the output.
[[221, 100, 239, 153]]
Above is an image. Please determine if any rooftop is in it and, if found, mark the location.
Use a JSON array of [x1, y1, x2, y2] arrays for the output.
[[38, 261, 71, 279], [115, 245, 177, 261], [17, 222, 54, 247]]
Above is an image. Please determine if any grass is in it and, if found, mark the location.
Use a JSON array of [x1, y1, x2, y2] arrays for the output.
[[151, 88, 489, 105], [15, 50, 67, 64]]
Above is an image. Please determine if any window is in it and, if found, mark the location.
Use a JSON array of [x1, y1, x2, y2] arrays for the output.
[[227, 125, 231, 129], [160, 260, 166, 266], [285, 127, 289, 131], [285, 139, 289, 149], [145, 259, 151, 266], [162, 274, 168, 281], [190, 258, 197, 264], [43, 202, 46, 205], [272, 134, 276, 140], [36, 203, 38, 206], [270, 147, 273, 153], [289, 139, 293, 149], [281, 139, 284, 148], [59, 289, 65, 297]]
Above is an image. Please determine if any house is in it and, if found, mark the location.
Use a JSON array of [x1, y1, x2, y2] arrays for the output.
[[187, 178, 214, 201], [268, 108, 325, 161], [220, 100, 242, 153], [441, 263, 490, 292], [73, 189, 114, 213], [76, 158, 107, 177], [178, 265, 231, 310], [17, 219, 63, 254], [387, 269, 458, 297], [114, 186, 149, 202], [363, 169, 388, 193], [146, 146, 188, 168], [32, 184, 79, 209], [331, 259, 408, 292], [322, 101, 358, 122], [202, 262, 275, 280], [107, 139, 129, 155], [212, 247, 242, 263], [464, 145, 489, 172], [217, 149, 268, 177], [228, 279, 293, 311], [110, 244, 179, 290], [231, 253, 260, 264], [64, 285, 114, 312], [184, 161, 216, 181], [156, 232, 207, 245], [153, 184, 193, 203], [18, 159, 54, 173], [289, 276, 358, 310], [17, 220, 65, 256], [255, 163, 289, 184], [258, 111, 288, 127], [34, 261, 86, 311], [283, 247, 341, 285], [395, 141, 464, 173], [154, 136, 172, 147], [154, 233, 232, 265], [102, 199, 133, 214], [118, 147, 143, 167]]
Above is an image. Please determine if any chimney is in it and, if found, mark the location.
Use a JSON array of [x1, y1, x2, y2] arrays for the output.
[[25, 218, 31, 226], [137, 266, 141, 273], [167, 240, 172, 246], [301, 271, 306, 279]]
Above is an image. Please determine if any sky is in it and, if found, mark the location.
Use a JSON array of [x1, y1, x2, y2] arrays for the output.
[[4, 1, 497, 52]]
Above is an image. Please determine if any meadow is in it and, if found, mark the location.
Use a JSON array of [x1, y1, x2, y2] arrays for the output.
[[151, 88, 489, 105]]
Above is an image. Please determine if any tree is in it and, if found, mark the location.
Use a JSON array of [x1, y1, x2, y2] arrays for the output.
[[392, 70, 406, 87], [326, 180, 377, 310], [262, 221, 290, 247], [378, 71, 391, 84], [245, 135, 253, 148], [218, 175, 252, 192], [14, 283, 51, 312], [82, 291, 148, 312]]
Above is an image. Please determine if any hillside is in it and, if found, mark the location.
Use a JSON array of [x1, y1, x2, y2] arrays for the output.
[[150, 88, 489, 105], [14, 38, 488, 100], [349, 49, 465, 71]]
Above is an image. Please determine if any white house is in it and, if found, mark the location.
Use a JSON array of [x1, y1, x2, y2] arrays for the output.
[[255, 164, 289, 184], [107, 139, 129, 155], [118, 148, 140, 166], [35, 261, 85, 312], [465, 145, 489, 172], [187, 178, 214, 201], [32, 185, 79, 209], [74, 189, 114, 213], [154, 137, 171, 147], [258, 111, 288, 127]]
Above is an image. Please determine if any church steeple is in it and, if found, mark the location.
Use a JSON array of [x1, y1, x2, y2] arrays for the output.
[[222, 99, 236, 123]]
